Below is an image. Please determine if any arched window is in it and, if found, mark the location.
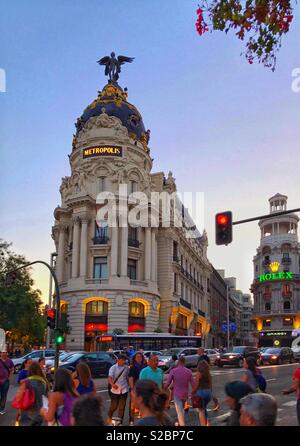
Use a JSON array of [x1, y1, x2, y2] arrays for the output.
[[283, 301, 290, 310], [61, 303, 68, 314], [129, 302, 145, 318], [86, 301, 108, 316]]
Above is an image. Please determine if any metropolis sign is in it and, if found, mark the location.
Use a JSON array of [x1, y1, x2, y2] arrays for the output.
[[259, 271, 293, 282], [83, 145, 123, 158]]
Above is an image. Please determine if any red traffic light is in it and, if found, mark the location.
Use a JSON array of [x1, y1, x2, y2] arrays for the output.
[[216, 214, 229, 225], [47, 309, 55, 318]]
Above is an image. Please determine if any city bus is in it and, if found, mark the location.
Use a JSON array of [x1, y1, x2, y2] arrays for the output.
[[95, 332, 202, 352]]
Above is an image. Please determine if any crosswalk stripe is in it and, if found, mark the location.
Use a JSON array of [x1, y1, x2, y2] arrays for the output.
[[282, 401, 297, 407]]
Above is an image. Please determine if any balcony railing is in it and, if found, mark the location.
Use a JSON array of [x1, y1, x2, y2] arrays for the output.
[[262, 259, 271, 267], [263, 293, 272, 300], [173, 255, 180, 262], [282, 257, 291, 264], [92, 236, 109, 245], [128, 238, 140, 248], [85, 278, 109, 285], [180, 298, 191, 310], [198, 309, 206, 317], [253, 308, 300, 316]]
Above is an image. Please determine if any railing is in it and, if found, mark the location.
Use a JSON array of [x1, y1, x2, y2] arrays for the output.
[[263, 293, 272, 300], [282, 291, 292, 298], [198, 309, 206, 317], [180, 298, 191, 310], [253, 308, 300, 315], [281, 257, 291, 264], [92, 236, 109, 245], [85, 278, 109, 285], [130, 280, 148, 287], [128, 238, 140, 248]]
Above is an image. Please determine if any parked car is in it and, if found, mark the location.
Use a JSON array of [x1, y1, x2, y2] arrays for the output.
[[215, 346, 261, 368], [159, 348, 199, 369], [12, 349, 64, 373], [205, 349, 219, 365], [46, 351, 84, 369], [292, 346, 300, 361], [57, 351, 117, 378], [261, 347, 294, 365]]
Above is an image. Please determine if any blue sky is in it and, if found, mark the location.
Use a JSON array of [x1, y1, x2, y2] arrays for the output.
[[1, 0, 299, 302]]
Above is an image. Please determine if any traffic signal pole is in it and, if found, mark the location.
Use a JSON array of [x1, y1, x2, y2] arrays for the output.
[[232, 208, 300, 226], [5, 260, 61, 371]]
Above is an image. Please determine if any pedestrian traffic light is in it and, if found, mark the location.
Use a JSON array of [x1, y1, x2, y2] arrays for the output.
[[47, 309, 56, 329], [60, 312, 71, 333], [215, 211, 233, 245]]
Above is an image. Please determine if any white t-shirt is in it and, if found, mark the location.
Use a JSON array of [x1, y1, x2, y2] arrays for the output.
[[108, 364, 129, 395]]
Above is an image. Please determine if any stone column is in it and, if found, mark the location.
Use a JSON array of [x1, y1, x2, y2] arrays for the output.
[[72, 217, 80, 278], [110, 225, 118, 276], [57, 225, 66, 283], [151, 230, 156, 281], [121, 226, 128, 277], [80, 218, 89, 277], [144, 228, 151, 281]]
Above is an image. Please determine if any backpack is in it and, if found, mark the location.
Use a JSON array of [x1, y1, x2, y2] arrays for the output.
[[256, 373, 267, 392]]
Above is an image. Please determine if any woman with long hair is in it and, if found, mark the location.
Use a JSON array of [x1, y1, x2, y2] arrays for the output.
[[72, 362, 96, 396], [40, 368, 78, 426], [16, 362, 48, 426], [17, 358, 33, 385], [192, 360, 212, 426], [132, 379, 174, 426], [242, 357, 261, 392]]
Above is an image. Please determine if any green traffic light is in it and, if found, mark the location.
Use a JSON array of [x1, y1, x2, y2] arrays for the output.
[[56, 335, 64, 344]]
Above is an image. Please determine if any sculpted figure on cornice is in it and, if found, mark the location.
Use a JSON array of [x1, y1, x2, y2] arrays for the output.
[[76, 110, 128, 143], [59, 169, 87, 201]]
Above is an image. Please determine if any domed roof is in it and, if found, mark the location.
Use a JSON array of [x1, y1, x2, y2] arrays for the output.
[[79, 82, 147, 142]]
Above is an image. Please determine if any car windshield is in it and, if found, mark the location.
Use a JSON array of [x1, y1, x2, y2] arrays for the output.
[[59, 353, 74, 362], [231, 347, 245, 354], [161, 348, 183, 356], [64, 353, 83, 362], [264, 348, 280, 354]]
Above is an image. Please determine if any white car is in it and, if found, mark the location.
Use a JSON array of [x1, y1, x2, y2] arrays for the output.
[[12, 349, 60, 373], [205, 349, 219, 365]]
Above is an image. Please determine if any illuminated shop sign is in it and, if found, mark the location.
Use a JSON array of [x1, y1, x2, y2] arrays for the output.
[[260, 331, 288, 337], [83, 145, 123, 158], [259, 271, 293, 282]]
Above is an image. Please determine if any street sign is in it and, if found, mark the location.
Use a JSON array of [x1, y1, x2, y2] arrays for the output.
[[222, 323, 236, 333], [0, 328, 6, 351]]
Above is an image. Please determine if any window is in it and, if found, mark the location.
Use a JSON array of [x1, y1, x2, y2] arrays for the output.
[[83, 353, 98, 362], [174, 273, 178, 293], [265, 302, 271, 311], [128, 259, 137, 280], [99, 353, 111, 360], [93, 257, 108, 279], [98, 177, 106, 193], [129, 301, 145, 317], [95, 221, 108, 239], [129, 180, 138, 194], [283, 301, 291, 310], [263, 319, 271, 328], [282, 252, 290, 259], [177, 314, 187, 329], [283, 284, 291, 294], [283, 317, 293, 326], [129, 226, 138, 241], [181, 282, 184, 298], [181, 255, 183, 266], [86, 301, 108, 316]]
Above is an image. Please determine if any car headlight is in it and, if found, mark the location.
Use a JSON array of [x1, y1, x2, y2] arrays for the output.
[[229, 355, 234, 359], [271, 356, 278, 360], [217, 355, 220, 359]]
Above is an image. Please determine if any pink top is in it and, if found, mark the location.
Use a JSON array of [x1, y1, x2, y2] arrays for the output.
[[166, 365, 194, 400]]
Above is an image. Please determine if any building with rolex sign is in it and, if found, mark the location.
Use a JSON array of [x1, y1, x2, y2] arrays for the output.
[[251, 193, 300, 347]]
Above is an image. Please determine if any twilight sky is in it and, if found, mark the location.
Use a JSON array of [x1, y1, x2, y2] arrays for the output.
[[1, 0, 299, 304]]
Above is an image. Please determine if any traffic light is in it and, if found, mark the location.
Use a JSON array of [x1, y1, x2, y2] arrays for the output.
[[60, 312, 71, 333], [47, 309, 56, 329], [55, 330, 64, 345], [215, 211, 233, 245]]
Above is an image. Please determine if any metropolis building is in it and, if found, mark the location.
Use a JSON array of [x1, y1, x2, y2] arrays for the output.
[[51, 66, 211, 351], [251, 194, 300, 347]]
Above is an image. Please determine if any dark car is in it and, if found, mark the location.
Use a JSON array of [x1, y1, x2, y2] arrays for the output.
[[292, 347, 300, 361], [215, 346, 261, 368], [261, 347, 294, 365], [58, 352, 116, 377]]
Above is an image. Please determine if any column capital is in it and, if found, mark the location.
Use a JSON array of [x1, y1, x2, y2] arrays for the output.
[[72, 216, 81, 225], [58, 222, 69, 232]]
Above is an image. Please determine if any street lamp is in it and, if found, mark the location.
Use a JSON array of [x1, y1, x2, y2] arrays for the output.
[[227, 284, 230, 350]]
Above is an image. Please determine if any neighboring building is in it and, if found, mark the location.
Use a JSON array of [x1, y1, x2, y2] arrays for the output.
[[251, 193, 300, 347], [241, 294, 255, 345], [210, 267, 227, 348], [51, 74, 211, 351], [225, 277, 243, 345]]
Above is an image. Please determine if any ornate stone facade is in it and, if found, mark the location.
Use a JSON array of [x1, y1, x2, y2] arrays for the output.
[[52, 81, 211, 351]]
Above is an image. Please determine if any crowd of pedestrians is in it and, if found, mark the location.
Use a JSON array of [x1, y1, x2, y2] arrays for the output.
[[0, 345, 299, 426]]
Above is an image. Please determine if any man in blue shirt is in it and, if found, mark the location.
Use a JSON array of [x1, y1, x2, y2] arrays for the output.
[[139, 354, 164, 389]]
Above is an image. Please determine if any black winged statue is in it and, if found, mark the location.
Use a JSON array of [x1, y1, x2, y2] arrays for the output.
[[97, 52, 134, 82]]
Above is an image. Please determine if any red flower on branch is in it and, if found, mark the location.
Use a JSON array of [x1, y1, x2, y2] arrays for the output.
[[196, 7, 209, 36]]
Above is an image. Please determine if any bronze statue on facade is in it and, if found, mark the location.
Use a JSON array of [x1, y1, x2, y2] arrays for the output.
[[97, 52, 134, 82]]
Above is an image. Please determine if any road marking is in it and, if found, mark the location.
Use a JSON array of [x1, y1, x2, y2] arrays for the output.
[[266, 378, 276, 382], [277, 408, 283, 412], [215, 411, 231, 421], [282, 401, 297, 407], [96, 389, 108, 393]]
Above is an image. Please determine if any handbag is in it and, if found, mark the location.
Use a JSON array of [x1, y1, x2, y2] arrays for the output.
[[11, 384, 35, 410]]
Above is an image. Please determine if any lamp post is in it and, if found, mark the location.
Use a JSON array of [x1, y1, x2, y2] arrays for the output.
[[5, 260, 61, 370], [227, 285, 230, 350], [46, 253, 57, 349]]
